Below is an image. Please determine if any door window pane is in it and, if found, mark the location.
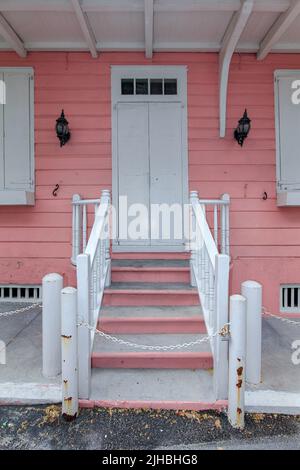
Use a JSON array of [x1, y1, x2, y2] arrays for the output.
[[150, 79, 163, 95], [121, 79, 134, 95], [164, 79, 177, 95], [136, 79, 148, 95]]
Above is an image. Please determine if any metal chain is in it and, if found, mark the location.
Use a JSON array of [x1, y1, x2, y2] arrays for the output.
[[0, 303, 42, 318], [263, 307, 300, 326], [78, 319, 231, 351]]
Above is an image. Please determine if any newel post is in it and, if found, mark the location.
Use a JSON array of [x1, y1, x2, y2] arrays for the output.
[[228, 294, 246, 429], [101, 189, 111, 287], [214, 254, 230, 400], [77, 253, 91, 399], [71, 194, 82, 265], [221, 193, 230, 256], [189, 190, 198, 287]]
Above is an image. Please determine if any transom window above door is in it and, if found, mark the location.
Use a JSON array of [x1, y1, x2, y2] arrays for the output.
[[121, 78, 177, 96], [112, 66, 187, 104]]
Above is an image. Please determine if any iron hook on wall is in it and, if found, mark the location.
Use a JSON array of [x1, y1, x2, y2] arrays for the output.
[[52, 184, 60, 197]]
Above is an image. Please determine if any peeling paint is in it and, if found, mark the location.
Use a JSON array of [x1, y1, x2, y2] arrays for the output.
[[236, 379, 243, 389]]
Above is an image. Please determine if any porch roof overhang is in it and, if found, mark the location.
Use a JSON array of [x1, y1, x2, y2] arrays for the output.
[[1, 0, 300, 136]]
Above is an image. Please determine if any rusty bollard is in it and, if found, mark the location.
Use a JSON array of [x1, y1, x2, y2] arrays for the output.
[[228, 294, 246, 429], [61, 287, 79, 421]]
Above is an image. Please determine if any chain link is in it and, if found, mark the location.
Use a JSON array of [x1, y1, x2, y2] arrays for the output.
[[78, 319, 231, 351], [0, 303, 42, 318], [263, 307, 300, 326]]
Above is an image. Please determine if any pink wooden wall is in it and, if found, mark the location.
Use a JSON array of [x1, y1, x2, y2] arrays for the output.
[[0, 51, 299, 315]]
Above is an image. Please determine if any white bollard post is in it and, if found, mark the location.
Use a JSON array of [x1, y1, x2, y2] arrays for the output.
[[42, 273, 63, 378], [228, 294, 246, 430], [61, 287, 78, 421], [242, 280, 262, 385]]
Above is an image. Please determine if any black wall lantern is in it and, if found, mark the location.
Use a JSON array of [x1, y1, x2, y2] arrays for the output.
[[56, 109, 71, 147], [234, 109, 251, 147]]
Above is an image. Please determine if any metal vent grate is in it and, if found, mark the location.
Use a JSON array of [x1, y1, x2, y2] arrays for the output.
[[280, 285, 300, 313], [0, 285, 42, 302]]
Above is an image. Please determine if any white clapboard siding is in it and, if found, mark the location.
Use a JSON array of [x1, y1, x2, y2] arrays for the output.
[[0, 67, 34, 204]]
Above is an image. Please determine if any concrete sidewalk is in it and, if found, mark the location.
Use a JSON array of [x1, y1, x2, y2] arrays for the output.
[[245, 316, 300, 414], [0, 302, 61, 404], [251, 317, 300, 393], [0, 302, 299, 409]]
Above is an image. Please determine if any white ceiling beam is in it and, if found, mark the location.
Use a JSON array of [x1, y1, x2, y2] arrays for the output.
[[0, 0, 72, 11], [219, 0, 254, 138], [83, 0, 291, 13], [144, 0, 154, 58], [70, 0, 98, 58], [0, 13, 27, 57], [1, 40, 300, 54], [0, 0, 291, 13], [257, 0, 300, 60]]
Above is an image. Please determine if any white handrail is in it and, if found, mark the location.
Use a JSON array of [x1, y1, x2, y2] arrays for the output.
[[85, 197, 109, 264], [198, 194, 230, 257], [76, 189, 111, 399], [71, 195, 101, 265], [191, 197, 218, 269], [190, 190, 230, 401]]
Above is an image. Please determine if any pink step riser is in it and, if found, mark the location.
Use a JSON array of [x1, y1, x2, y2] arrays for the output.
[[91, 352, 213, 369], [79, 399, 227, 411], [112, 267, 190, 283], [98, 317, 206, 334], [103, 289, 199, 306]]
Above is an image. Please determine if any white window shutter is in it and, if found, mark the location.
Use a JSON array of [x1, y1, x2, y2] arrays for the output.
[[275, 71, 300, 205], [277, 76, 300, 189], [3, 71, 33, 191]]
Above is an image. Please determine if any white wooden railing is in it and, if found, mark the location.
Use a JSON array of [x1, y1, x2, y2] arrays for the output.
[[190, 190, 230, 400], [76, 189, 111, 399], [198, 194, 230, 257], [71, 194, 101, 265], [71, 193, 230, 264]]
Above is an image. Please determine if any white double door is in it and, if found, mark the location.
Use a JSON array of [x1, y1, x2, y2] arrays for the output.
[[116, 101, 186, 249]]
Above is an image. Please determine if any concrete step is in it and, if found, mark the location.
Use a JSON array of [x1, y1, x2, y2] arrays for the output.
[[91, 352, 213, 369], [111, 261, 190, 283], [101, 305, 202, 318], [89, 369, 215, 404], [91, 333, 212, 369], [103, 283, 198, 307], [112, 252, 189, 261], [112, 259, 188, 267], [99, 306, 206, 334]]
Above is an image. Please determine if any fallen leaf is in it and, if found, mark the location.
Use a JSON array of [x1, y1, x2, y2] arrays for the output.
[[214, 419, 222, 429]]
